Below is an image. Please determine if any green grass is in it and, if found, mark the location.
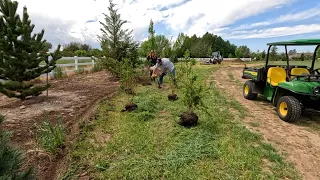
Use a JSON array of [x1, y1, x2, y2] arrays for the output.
[[65, 64, 300, 180], [246, 60, 320, 69]]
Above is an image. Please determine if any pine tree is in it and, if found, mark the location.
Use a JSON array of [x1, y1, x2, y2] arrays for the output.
[[148, 19, 155, 51], [98, 0, 138, 63], [0, 0, 61, 100], [0, 114, 33, 179]]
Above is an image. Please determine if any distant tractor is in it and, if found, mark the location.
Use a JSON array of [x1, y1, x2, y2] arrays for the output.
[[203, 51, 223, 64]]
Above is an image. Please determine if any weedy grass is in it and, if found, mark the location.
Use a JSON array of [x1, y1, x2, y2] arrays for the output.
[[65, 64, 300, 180]]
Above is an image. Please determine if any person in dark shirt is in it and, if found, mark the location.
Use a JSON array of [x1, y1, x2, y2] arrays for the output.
[[147, 50, 157, 66], [146, 50, 157, 81]]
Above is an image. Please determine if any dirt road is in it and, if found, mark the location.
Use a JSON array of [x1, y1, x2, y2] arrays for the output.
[[212, 64, 320, 180], [0, 71, 119, 180]]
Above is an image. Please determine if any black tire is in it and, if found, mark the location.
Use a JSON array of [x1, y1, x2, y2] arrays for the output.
[[276, 96, 302, 123], [243, 80, 258, 100]]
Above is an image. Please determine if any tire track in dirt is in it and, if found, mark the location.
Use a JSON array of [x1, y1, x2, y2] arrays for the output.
[[212, 65, 320, 180]]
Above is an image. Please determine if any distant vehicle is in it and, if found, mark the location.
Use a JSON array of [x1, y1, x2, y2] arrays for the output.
[[203, 51, 223, 64]]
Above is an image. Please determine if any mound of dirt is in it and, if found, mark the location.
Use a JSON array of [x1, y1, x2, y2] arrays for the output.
[[179, 111, 198, 127], [168, 94, 178, 101], [122, 103, 138, 112], [0, 70, 119, 180]]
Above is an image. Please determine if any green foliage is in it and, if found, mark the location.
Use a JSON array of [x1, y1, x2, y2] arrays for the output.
[[120, 58, 137, 96], [36, 115, 65, 155], [235, 45, 251, 58], [98, 0, 138, 65], [91, 60, 104, 72], [180, 50, 207, 112], [53, 67, 66, 79], [75, 50, 88, 57], [270, 46, 278, 61], [228, 53, 233, 58], [0, 0, 61, 100], [172, 32, 237, 58], [0, 114, 34, 179], [148, 19, 155, 51]]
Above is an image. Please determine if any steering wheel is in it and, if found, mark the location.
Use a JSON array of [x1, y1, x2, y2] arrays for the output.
[[310, 68, 320, 75]]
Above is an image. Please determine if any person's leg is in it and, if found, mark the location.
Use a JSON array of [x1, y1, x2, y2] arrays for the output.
[[170, 68, 177, 87], [158, 73, 165, 88]]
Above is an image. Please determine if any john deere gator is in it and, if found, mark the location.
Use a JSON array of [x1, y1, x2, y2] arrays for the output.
[[242, 39, 320, 122]]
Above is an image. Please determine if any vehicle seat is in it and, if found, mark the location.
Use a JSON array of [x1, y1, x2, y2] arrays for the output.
[[267, 67, 287, 86], [290, 68, 310, 79]]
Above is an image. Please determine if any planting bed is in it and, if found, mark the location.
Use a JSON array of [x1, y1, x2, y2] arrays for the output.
[[0, 70, 119, 180]]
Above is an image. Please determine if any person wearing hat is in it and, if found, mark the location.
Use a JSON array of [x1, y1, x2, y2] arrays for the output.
[[152, 58, 177, 89]]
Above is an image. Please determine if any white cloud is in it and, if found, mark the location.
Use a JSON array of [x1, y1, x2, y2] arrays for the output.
[[13, 0, 294, 48], [235, 7, 320, 30], [226, 24, 320, 39]]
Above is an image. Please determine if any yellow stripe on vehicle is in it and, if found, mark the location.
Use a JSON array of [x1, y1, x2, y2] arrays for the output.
[[244, 71, 258, 76]]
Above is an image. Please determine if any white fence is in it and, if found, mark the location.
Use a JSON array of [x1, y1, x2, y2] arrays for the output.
[[41, 56, 97, 78]]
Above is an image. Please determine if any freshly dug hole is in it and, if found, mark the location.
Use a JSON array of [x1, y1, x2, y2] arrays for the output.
[[178, 111, 198, 127], [168, 94, 178, 101], [121, 103, 138, 112]]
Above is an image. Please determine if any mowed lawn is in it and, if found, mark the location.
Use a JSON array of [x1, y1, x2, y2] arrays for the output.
[[64, 64, 300, 180], [247, 60, 320, 69]]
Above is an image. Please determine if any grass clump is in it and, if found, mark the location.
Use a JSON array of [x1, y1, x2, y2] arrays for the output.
[[36, 115, 65, 155], [0, 114, 34, 179], [53, 66, 67, 79]]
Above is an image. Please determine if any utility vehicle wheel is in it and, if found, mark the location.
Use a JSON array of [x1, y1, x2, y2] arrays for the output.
[[243, 80, 258, 100], [277, 96, 302, 123]]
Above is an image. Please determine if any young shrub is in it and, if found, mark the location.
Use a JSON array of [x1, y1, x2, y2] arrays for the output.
[[178, 49, 207, 127], [0, 114, 34, 179], [0, 0, 61, 100], [36, 115, 65, 155], [135, 66, 152, 86], [53, 66, 67, 79], [120, 59, 138, 112]]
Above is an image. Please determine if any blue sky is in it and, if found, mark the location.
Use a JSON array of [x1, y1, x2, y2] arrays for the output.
[[16, 0, 320, 53], [146, 0, 320, 53]]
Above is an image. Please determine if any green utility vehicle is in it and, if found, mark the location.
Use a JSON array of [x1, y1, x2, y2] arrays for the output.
[[242, 39, 320, 122]]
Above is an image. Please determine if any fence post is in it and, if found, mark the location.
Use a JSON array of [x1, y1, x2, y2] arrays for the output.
[[74, 56, 78, 71], [91, 56, 95, 68]]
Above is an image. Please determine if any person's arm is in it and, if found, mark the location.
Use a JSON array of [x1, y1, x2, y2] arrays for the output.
[[153, 63, 160, 75]]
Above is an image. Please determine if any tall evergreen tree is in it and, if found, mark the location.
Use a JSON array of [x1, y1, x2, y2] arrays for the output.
[[148, 19, 155, 51], [0, 0, 61, 100], [98, 0, 138, 63]]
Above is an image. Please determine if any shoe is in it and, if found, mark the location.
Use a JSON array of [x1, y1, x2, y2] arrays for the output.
[[158, 85, 162, 89]]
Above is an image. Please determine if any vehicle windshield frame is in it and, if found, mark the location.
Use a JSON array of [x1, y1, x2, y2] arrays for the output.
[[265, 39, 320, 71]]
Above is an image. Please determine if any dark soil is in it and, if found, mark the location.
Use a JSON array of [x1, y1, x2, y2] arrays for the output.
[[178, 111, 198, 127], [122, 103, 138, 112], [168, 94, 178, 101], [0, 70, 119, 180]]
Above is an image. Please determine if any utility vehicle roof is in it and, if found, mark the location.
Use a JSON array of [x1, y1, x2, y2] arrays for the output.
[[267, 39, 320, 46]]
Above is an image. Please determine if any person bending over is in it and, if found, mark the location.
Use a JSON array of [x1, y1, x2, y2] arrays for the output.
[[152, 58, 177, 89]]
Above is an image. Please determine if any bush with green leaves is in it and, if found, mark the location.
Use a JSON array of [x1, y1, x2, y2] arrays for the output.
[[0, 114, 33, 179], [36, 115, 65, 155], [53, 67, 67, 79], [120, 58, 137, 96], [178, 50, 208, 126]]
